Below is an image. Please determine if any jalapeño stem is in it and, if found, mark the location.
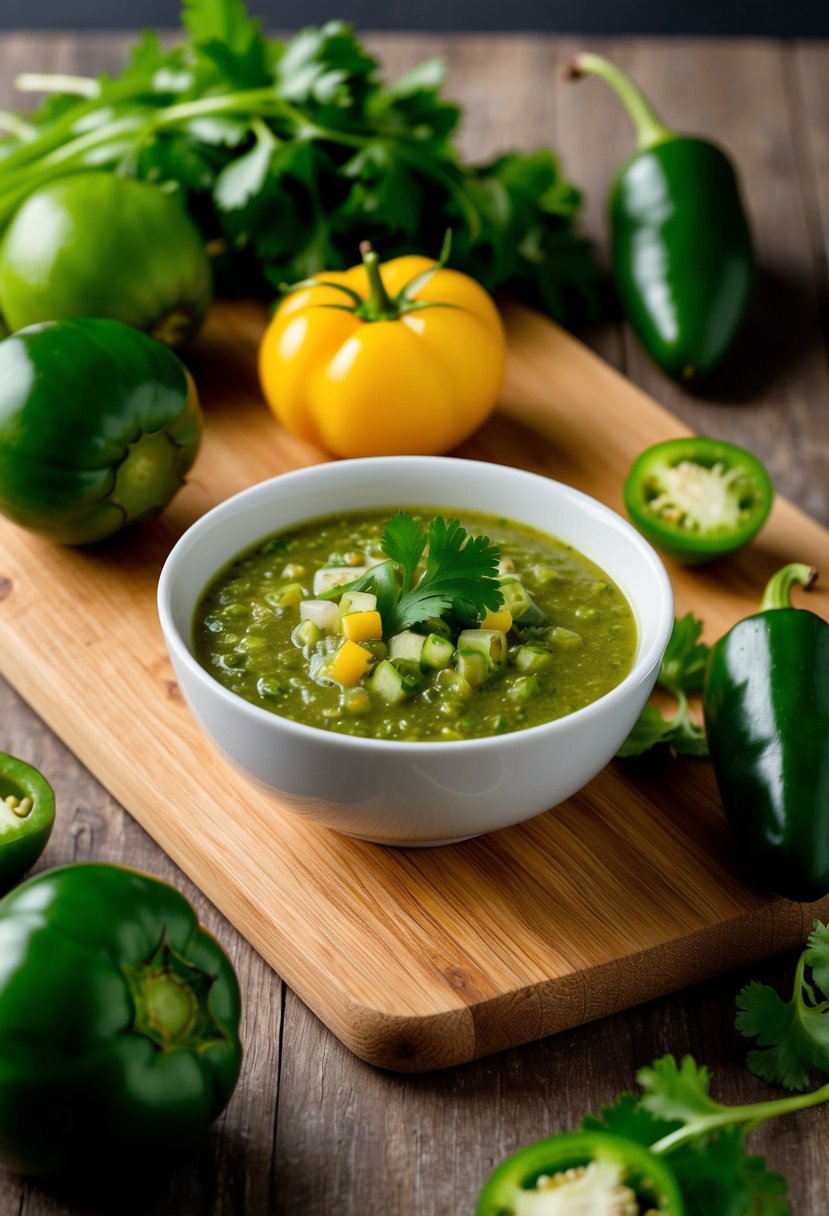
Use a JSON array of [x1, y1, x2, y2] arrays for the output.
[[564, 53, 673, 153], [758, 563, 817, 612]]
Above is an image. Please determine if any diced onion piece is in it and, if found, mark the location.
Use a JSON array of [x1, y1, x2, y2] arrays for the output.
[[300, 599, 339, 632], [340, 590, 378, 615], [313, 566, 368, 595]]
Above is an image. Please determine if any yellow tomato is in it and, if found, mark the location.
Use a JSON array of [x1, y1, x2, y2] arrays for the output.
[[258, 246, 506, 457]]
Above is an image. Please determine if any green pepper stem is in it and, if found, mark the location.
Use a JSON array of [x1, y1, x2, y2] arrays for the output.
[[564, 53, 673, 152], [359, 242, 396, 318], [758, 563, 817, 612], [651, 1078, 829, 1156]]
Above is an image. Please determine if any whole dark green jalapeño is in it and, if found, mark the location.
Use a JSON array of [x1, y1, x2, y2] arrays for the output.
[[704, 564, 829, 902], [566, 54, 754, 383]]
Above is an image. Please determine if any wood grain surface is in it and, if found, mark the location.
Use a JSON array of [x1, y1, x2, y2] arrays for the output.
[[5, 292, 829, 1073], [1, 29, 829, 1216]]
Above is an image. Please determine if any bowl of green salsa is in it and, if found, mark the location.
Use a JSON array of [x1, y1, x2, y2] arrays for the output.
[[158, 457, 673, 845]]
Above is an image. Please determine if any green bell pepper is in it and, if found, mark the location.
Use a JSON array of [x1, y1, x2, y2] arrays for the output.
[[566, 54, 754, 383], [476, 1129, 685, 1214], [0, 173, 212, 347], [0, 863, 242, 1178], [0, 752, 55, 893], [0, 316, 202, 544], [703, 563, 829, 902]]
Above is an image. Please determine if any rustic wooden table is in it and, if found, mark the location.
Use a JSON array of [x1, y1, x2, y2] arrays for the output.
[[1, 28, 828, 1216]]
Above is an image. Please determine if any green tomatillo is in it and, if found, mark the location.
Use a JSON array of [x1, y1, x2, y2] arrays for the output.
[[0, 317, 202, 544], [0, 863, 242, 1179], [0, 752, 55, 893], [0, 173, 212, 347]]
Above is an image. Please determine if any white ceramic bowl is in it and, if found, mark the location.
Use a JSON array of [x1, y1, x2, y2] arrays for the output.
[[158, 457, 673, 846]]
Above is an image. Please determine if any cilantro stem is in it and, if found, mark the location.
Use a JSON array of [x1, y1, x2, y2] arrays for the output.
[[15, 72, 100, 97], [651, 1079, 829, 1155], [0, 78, 483, 243]]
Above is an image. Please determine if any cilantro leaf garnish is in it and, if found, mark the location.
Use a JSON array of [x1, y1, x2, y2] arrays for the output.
[[617, 612, 709, 757], [322, 511, 501, 638], [737, 920, 829, 1090]]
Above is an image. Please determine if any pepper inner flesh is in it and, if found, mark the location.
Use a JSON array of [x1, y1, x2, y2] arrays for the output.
[[645, 460, 751, 534], [1, 783, 35, 831], [513, 1159, 663, 1215]]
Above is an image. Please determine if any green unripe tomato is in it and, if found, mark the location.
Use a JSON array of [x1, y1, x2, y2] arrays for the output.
[[0, 174, 212, 346], [0, 317, 202, 544]]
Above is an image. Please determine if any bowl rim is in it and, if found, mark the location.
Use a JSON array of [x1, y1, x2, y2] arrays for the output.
[[158, 456, 674, 754]]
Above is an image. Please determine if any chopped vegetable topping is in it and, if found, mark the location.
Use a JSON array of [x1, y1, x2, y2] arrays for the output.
[[323, 511, 502, 637]]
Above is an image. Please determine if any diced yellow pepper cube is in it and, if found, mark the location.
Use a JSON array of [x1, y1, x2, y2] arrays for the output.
[[342, 610, 383, 642], [481, 606, 513, 633], [330, 639, 373, 686]]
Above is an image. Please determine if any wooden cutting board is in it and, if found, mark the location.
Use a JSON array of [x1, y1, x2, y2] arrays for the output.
[[1, 300, 827, 1073]]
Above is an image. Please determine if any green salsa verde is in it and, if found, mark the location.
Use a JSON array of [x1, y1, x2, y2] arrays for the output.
[[193, 509, 638, 741]]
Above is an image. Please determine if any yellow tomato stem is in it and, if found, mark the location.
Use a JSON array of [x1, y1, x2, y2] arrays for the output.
[[359, 242, 397, 320]]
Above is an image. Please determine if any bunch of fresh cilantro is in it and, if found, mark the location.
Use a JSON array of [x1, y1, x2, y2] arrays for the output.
[[0, 0, 599, 319], [578, 923, 829, 1214]]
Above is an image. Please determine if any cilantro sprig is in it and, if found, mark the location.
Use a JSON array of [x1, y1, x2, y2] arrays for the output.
[[561, 928, 829, 1213], [737, 920, 829, 1091], [0, 0, 600, 321], [584, 1058, 790, 1215], [617, 612, 709, 758], [324, 511, 501, 638]]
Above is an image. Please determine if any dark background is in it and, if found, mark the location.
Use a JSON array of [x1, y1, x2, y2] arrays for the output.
[[1, 0, 828, 34]]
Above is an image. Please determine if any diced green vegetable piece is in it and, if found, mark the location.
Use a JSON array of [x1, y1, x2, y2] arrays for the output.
[[513, 644, 553, 673], [574, 605, 598, 621], [393, 659, 427, 694], [389, 630, 426, 664], [368, 660, 411, 705], [362, 639, 388, 661], [291, 619, 322, 648], [421, 633, 455, 671], [509, 674, 539, 703], [456, 628, 508, 673], [497, 579, 548, 627], [545, 625, 583, 649], [424, 616, 452, 639], [435, 669, 473, 700], [339, 590, 378, 616], [454, 649, 488, 687]]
